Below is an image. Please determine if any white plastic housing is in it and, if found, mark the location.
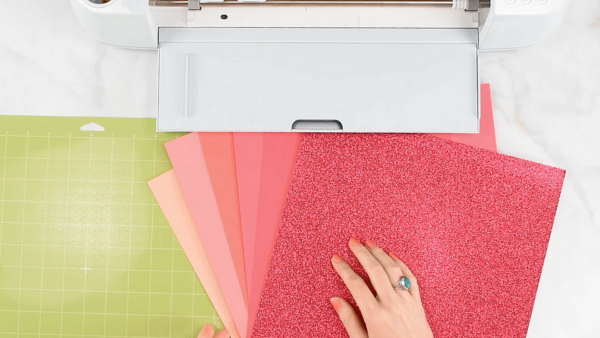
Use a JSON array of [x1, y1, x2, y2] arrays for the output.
[[70, 0, 570, 51], [157, 28, 479, 133], [69, 0, 157, 49], [480, 0, 570, 50]]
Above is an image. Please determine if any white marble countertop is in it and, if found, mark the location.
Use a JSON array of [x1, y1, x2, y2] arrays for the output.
[[0, 0, 599, 337]]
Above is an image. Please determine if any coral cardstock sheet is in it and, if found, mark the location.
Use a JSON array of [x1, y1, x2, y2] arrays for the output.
[[197, 132, 248, 305], [252, 134, 565, 338]]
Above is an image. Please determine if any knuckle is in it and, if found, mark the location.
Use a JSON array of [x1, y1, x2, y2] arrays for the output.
[[390, 266, 403, 277], [397, 264, 415, 278], [341, 312, 354, 327], [369, 246, 383, 254], [365, 262, 380, 272], [347, 275, 365, 288], [369, 314, 387, 327], [354, 246, 370, 258], [371, 265, 387, 277], [336, 264, 355, 277]]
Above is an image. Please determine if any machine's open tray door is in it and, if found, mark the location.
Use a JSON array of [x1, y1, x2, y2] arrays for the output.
[[157, 27, 479, 132]]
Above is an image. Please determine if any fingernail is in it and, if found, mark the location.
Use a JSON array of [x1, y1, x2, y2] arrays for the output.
[[331, 254, 343, 263], [389, 252, 399, 260], [330, 297, 342, 311], [365, 239, 376, 248], [349, 237, 360, 246]]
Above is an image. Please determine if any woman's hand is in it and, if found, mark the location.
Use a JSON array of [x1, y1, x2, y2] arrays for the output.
[[197, 324, 229, 338], [330, 238, 433, 338]]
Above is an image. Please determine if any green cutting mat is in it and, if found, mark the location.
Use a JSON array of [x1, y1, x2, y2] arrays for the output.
[[0, 116, 221, 337]]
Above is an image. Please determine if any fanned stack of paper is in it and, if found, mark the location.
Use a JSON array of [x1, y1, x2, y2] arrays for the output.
[[147, 84, 565, 338]]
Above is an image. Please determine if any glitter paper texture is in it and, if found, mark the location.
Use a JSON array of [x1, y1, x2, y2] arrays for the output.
[[252, 134, 565, 338]]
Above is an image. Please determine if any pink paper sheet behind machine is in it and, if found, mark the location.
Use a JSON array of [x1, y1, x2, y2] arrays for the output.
[[431, 83, 497, 152]]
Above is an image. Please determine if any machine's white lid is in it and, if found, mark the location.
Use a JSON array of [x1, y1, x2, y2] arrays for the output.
[[157, 28, 479, 132]]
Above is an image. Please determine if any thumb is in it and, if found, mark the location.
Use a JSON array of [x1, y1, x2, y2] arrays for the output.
[[214, 329, 230, 338], [198, 324, 215, 338], [330, 297, 368, 338]]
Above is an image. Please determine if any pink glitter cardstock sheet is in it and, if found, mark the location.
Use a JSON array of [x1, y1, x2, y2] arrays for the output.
[[252, 134, 565, 338], [245, 83, 495, 333]]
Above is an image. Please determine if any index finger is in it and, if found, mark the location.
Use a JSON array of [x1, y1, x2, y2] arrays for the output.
[[331, 254, 378, 311]]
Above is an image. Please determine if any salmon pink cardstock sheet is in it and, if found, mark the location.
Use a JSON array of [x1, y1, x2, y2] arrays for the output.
[[252, 133, 565, 338], [148, 171, 240, 338], [165, 134, 248, 338], [198, 133, 248, 304], [233, 133, 264, 298]]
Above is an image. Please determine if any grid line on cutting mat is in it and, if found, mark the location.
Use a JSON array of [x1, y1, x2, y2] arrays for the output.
[[0, 333, 181, 338], [0, 309, 214, 318], [15, 133, 29, 336], [0, 288, 205, 296], [104, 135, 116, 338], [59, 132, 72, 337], [0, 117, 220, 337], [81, 131, 94, 336], [38, 132, 51, 334], [148, 137, 156, 338], [125, 135, 135, 336]]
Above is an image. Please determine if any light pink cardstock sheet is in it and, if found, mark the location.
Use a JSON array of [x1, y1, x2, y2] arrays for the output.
[[148, 171, 240, 338]]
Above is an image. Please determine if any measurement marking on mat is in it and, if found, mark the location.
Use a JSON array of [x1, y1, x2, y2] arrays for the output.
[[80, 263, 92, 275]]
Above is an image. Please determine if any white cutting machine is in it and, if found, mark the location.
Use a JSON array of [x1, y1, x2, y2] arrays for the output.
[[70, 0, 569, 132]]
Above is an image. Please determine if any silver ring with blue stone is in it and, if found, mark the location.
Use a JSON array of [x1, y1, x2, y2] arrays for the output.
[[393, 276, 411, 291]]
